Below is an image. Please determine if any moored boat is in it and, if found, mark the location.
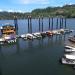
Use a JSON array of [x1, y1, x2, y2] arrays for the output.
[[65, 45, 75, 52], [0, 24, 17, 44], [68, 36, 75, 43], [61, 54, 75, 65], [46, 31, 53, 36], [32, 32, 42, 38]]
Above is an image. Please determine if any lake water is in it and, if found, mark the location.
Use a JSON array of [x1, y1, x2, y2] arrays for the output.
[[0, 18, 75, 75]]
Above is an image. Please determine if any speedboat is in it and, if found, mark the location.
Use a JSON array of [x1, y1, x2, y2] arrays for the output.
[[61, 54, 75, 65], [26, 33, 36, 40], [65, 45, 75, 52], [32, 32, 42, 38]]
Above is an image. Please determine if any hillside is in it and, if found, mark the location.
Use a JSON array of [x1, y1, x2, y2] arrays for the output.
[[0, 4, 75, 19]]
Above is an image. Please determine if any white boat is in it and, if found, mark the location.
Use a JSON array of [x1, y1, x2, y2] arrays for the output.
[[32, 32, 42, 38], [0, 38, 5, 44], [65, 46, 75, 52], [52, 30, 61, 35], [20, 34, 27, 40], [61, 57, 75, 65], [65, 54, 75, 60], [4, 35, 17, 43], [61, 54, 75, 65], [26, 33, 37, 40]]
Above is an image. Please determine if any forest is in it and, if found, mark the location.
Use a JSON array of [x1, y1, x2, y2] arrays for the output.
[[0, 4, 75, 19]]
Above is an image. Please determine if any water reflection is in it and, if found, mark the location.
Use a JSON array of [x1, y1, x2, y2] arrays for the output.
[[16, 39, 20, 54]]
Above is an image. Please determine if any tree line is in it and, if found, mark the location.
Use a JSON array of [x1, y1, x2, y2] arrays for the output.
[[0, 4, 75, 19]]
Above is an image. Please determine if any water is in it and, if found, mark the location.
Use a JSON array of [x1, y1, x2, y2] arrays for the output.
[[0, 18, 75, 75]]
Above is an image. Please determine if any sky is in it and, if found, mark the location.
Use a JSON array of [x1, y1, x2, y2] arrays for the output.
[[0, 0, 75, 12]]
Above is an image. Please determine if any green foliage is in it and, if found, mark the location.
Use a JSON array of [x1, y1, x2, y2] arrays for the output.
[[0, 4, 75, 19]]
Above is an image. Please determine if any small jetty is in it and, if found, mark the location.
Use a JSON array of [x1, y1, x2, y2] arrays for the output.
[[20, 29, 73, 40], [0, 27, 73, 44], [0, 16, 73, 45]]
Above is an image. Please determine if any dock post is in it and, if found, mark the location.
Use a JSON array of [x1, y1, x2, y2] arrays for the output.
[[39, 16, 41, 31], [60, 17, 61, 29], [28, 16, 30, 33], [14, 16, 18, 31], [51, 17, 53, 30], [30, 16, 32, 33], [42, 16, 43, 32], [61, 17, 63, 29], [56, 17, 58, 29], [64, 17, 67, 29], [49, 16, 50, 30]]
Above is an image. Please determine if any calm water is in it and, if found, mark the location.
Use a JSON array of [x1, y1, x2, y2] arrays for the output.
[[0, 18, 75, 75]]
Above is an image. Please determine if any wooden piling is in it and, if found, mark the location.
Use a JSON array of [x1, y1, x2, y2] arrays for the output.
[[42, 16, 43, 32], [49, 16, 50, 30], [51, 17, 53, 30], [39, 16, 41, 31], [28, 16, 30, 33], [56, 17, 58, 29], [60, 17, 61, 29], [61, 17, 63, 28], [30, 16, 32, 33], [64, 17, 67, 29], [14, 16, 18, 30]]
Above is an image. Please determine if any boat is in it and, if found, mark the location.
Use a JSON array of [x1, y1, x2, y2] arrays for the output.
[[1, 24, 17, 44], [0, 37, 5, 44], [20, 34, 27, 40], [52, 30, 61, 35], [61, 54, 75, 65], [26, 33, 36, 40], [32, 32, 42, 38], [61, 57, 75, 65], [46, 31, 53, 36], [65, 45, 75, 52], [68, 36, 75, 43], [64, 29, 73, 34], [40, 32, 47, 38], [4, 34, 16, 43]]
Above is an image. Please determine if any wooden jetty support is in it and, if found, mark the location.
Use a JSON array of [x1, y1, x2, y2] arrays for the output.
[[49, 16, 50, 30], [28, 16, 32, 33], [14, 16, 18, 31], [38, 16, 41, 31], [41, 16, 43, 32]]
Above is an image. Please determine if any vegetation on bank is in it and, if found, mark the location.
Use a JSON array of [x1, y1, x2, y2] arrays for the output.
[[0, 4, 75, 19]]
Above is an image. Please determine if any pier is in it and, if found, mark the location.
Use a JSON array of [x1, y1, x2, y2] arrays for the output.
[[0, 16, 73, 44]]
